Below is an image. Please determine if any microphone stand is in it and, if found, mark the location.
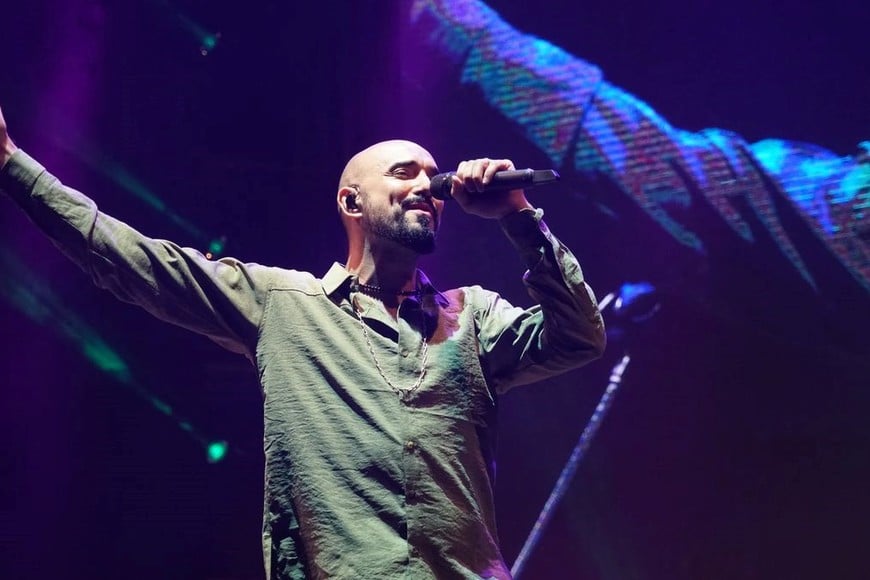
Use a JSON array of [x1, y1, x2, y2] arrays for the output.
[[510, 284, 658, 579]]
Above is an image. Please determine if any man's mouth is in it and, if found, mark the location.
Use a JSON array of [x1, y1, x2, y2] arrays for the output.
[[403, 199, 435, 218]]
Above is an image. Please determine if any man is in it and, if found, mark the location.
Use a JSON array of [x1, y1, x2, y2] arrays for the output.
[[0, 106, 605, 579]]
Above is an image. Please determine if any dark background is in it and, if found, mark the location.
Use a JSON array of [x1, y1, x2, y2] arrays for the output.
[[1, 1, 868, 578]]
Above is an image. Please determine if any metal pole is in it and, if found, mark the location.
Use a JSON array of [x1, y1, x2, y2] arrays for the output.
[[511, 353, 632, 579]]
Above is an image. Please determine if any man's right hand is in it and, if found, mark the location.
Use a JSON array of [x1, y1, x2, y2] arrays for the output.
[[0, 106, 19, 170]]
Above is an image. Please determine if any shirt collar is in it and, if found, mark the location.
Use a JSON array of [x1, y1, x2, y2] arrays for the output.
[[322, 262, 353, 297], [321, 262, 448, 307], [415, 269, 450, 307]]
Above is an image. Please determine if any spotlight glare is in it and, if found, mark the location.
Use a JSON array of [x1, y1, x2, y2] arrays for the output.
[[207, 440, 229, 463]]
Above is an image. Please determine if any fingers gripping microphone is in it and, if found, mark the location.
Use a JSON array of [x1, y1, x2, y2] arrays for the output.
[[429, 169, 561, 201]]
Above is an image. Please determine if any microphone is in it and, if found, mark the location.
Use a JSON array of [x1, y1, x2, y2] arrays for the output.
[[429, 168, 561, 201]]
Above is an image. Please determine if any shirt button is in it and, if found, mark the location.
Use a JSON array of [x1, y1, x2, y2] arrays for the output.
[[401, 349, 410, 357], [404, 440, 417, 452]]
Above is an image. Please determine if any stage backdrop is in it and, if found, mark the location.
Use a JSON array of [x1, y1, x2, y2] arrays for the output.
[[1, 1, 867, 579]]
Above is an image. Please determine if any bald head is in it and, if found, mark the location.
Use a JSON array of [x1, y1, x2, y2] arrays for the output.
[[339, 140, 437, 190]]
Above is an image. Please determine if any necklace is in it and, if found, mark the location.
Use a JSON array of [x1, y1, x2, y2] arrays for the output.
[[352, 281, 422, 298], [352, 295, 429, 399]]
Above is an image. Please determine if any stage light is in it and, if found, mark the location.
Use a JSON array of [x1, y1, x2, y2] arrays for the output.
[[55, 136, 227, 249], [200, 32, 222, 57], [207, 440, 229, 463], [150, 0, 221, 56], [0, 246, 228, 463], [208, 237, 226, 257]]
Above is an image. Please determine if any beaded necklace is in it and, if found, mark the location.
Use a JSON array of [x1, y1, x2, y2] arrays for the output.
[[352, 281, 422, 298]]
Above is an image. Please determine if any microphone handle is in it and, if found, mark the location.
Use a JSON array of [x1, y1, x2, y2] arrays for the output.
[[489, 168, 536, 186], [431, 169, 558, 200]]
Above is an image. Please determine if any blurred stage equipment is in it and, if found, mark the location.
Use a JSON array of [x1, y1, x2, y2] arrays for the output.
[[511, 281, 659, 579]]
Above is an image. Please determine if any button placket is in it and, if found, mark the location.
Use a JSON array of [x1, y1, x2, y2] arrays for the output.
[[403, 421, 422, 509], [396, 300, 426, 374]]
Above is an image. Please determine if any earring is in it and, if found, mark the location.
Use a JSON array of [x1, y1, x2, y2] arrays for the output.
[[346, 186, 360, 211]]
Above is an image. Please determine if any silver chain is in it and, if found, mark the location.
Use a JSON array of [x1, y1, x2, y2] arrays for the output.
[[352, 296, 429, 399]]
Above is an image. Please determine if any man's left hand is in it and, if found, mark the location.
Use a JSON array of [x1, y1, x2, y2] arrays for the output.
[[0, 105, 18, 170], [449, 158, 533, 219]]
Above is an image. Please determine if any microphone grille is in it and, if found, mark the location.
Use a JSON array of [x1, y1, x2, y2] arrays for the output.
[[429, 172, 455, 201]]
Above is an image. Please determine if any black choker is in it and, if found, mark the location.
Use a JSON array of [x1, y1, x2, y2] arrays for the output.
[[352, 281, 422, 297]]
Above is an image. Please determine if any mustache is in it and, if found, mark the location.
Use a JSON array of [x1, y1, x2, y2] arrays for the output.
[[401, 196, 437, 217]]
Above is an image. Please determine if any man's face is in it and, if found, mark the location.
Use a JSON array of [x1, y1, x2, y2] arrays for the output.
[[355, 141, 444, 254]]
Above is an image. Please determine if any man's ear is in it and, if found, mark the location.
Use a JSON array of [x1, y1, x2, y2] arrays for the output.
[[338, 186, 361, 217]]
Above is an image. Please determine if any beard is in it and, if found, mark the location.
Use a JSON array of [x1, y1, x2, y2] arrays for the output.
[[367, 210, 437, 254]]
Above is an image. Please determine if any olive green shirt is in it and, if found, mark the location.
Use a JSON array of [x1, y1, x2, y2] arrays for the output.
[[1, 150, 605, 579]]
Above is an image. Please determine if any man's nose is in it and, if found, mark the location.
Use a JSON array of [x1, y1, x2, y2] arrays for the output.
[[412, 173, 433, 198]]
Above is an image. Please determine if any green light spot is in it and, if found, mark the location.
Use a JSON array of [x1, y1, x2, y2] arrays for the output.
[[81, 340, 131, 381], [200, 33, 220, 53], [152, 399, 173, 416], [208, 238, 226, 255], [207, 440, 228, 463]]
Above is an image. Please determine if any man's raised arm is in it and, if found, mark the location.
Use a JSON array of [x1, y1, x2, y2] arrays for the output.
[[448, 157, 606, 393], [0, 105, 270, 361]]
